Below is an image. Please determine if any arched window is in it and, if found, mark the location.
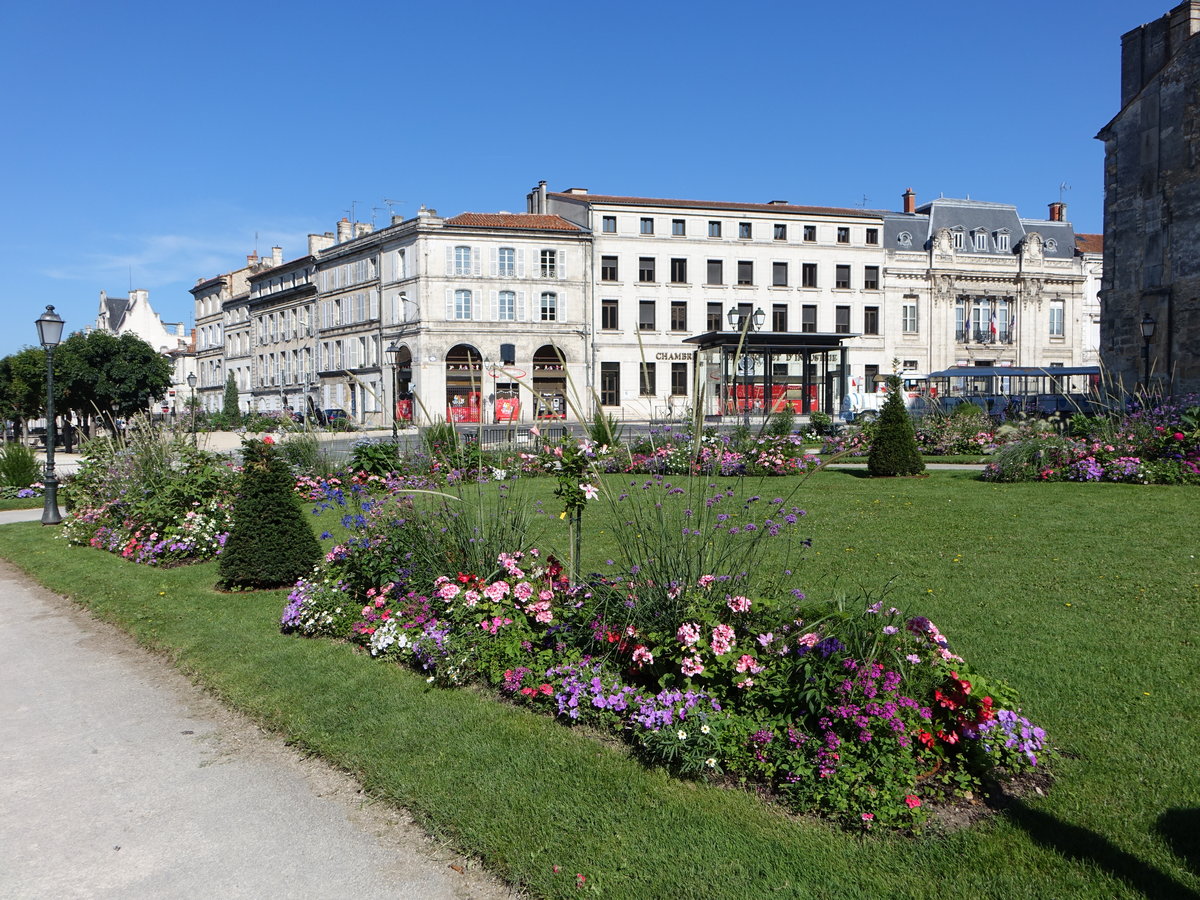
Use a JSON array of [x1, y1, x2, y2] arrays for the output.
[[498, 290, 515, 321], [454, 289, 473, 320], [540, 292, 558, 322], [498, 247, 515, 277]]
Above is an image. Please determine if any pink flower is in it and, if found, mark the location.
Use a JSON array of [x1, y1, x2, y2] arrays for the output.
[[681, 655, 705, 677], [861, 812, 875, 822], [797, 632, 820, 648], [437, 582, 461, 600], [726, 594, 752, 614], [697, 574, 716, 589], [1174, 432, 1186, 441], [632, 646, 654, 667], [735, 654, 763, 674], [581, 483, 599, 500], [904, 794, 921, 808], [262, 435, 275, 445], [677, 622, 701, 646], [513, 581, 535, 601], [710, 623, 735, 655]]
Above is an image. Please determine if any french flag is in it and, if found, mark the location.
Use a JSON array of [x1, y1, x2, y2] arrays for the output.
[[989, 312, 998, 337]]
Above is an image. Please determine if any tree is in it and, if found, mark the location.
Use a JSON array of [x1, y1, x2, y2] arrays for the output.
[[867, 374, 926, 477], [56, 331, 173, 429], [0, 348, 49, 436], [223, 372, 241, 424], [218, 437, 320, 590]]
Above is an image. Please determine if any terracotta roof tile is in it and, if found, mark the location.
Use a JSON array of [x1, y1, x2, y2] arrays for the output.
[[446, 213, 582, 232], [1075, 233, 1103, 254], [548, 191, 884, 218]]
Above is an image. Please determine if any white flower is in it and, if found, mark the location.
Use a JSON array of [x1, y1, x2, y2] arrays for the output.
[[705, 758, 717, 768], [677, 730, 688, 740], [581, 483, 599, 501], [700, 724, 711, 735]]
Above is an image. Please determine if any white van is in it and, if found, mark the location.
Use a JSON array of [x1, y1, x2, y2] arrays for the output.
[[841, 374, 929, 422]]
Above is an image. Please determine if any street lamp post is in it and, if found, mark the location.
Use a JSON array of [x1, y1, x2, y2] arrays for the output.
[[727, 306, 766, 427], [1140, 313, 1156, 390], [35, 305, 65, 526], [186, 372, 197, 447], [386, 341, 402, 443]]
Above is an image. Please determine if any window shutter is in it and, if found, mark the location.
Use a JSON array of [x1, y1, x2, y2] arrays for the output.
[[490, 247, 498, 276], [445, 246, 453, 276], [517, 291, 527, 322], [490, 290, 499, 320], [473, 248, 482, 276], [517, 249, 526, 277], [370, 292, 379, 320], [445, 289, 454, 319], [473, 292, 482, 320], [557, 250, 566, 280]]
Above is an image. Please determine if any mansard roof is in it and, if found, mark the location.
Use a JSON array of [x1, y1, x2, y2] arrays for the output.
[[883, 197, 1078, 258]]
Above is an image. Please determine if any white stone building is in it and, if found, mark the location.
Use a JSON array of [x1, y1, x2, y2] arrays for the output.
[[880, 193, 1100, 387], [531, 183, 887, 418]]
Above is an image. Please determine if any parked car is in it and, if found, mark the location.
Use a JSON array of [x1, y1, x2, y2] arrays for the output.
[[323, 408, 349, 423]]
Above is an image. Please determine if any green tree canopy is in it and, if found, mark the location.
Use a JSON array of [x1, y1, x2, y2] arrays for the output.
[[56, 331, 173, 425], [0, 347, 50, 423]]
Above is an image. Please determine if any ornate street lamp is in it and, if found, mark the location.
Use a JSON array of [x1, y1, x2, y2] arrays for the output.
[[35, 305, 65, 525], [726, 306, 766, 426], [186, 372, 197, 446], [386, 341, 403, 442], [1139, 313, 1156, 389]]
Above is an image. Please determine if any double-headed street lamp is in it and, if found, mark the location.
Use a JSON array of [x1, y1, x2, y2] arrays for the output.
[[386, 341, 403, 442], [727, 306, 766, 427], [35, 305, 64, 526], [1139, 312, 1156, 390]]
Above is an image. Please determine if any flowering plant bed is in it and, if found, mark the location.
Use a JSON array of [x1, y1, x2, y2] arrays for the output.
[[282, 475, 1048, 832]]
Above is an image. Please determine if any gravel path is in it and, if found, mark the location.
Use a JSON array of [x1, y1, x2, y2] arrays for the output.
[[0, 553, 517, 900]]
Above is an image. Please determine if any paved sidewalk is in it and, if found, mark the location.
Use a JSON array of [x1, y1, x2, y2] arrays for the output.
[[0, 554, 515, 900]]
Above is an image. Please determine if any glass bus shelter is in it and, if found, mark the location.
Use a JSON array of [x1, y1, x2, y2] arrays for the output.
[[682, 330, 852, 420]]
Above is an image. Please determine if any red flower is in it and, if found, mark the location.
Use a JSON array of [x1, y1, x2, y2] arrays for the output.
[[904, 794, 922, 809], [262, 435, 275, 445], [1174, 432, 1186, 441]]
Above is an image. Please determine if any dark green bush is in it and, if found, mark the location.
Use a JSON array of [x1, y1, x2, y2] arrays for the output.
[[766, 406, 795, 437], [0, 442, 41, 489], [867, 375, 925, 477], [218, 438, 320, 590]]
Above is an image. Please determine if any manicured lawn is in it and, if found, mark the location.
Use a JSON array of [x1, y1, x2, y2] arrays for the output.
[[0, 497, 42, 511], [2, 470, 1197, 899]]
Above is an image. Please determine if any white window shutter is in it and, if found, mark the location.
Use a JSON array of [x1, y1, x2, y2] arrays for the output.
[[490, 290, 498, 320], [517, 291, 527, 322], [473, 248, 482, 276], [489, 247, 498, 276], [558, 250, 566, 280], [445, 289, 454, 319], [517, 249, 526, 278], [370, 292, 379, 320], [445, 246, 453, 276], [473, 292, 482, 320]]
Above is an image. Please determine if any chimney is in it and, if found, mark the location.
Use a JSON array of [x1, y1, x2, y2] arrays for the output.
[[902, 188, 916, 214], [768, 200, 789, 205], [247, 253, 259, 266], [1048, 201, 1066, 222], [271, 246, 283, 265], [354, 222, 373, 238], [336, 217, 353, 243]]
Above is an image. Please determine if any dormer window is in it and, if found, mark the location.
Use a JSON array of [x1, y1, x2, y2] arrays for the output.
[[952, 229, 965, 250], [996, 230, 1011, 252], [897, 231, 912, 248], [1044, 238, 1057, 252], [973, 230, 989, 251]]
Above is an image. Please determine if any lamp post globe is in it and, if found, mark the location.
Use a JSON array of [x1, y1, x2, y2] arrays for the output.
[[35, 305, 65, 526], [1140, 313, 1156, 389]]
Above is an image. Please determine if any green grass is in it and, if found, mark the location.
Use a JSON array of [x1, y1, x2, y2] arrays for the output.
[[0, 497, 42, 510], [2, 471, 1198, 899]]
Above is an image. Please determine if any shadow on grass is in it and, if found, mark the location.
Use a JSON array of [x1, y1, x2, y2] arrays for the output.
[[1156, 808, 1200, 877], [1008, 800, 1200, 899]]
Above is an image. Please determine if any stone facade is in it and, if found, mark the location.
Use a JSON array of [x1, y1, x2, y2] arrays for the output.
[[1097, 1, 1200, 395]]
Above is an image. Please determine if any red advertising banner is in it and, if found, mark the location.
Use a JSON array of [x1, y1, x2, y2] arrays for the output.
[[395, 399, 413, 422], [495, 396, 519, 422], [447, 391, 481, 423]]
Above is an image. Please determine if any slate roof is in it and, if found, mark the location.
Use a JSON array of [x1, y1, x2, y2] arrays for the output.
[[445, 213, 583, 232], [882, 198, 1078, 258], [103, 294, 129, 326], [547, 192, 885, 219]]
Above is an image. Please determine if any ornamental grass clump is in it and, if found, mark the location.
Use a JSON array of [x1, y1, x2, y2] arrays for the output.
[[867, 375, 925, 477], [218, 437, 320, 590]]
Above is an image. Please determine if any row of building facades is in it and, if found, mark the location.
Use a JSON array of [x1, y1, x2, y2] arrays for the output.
[[179, 184, 1103, 427]]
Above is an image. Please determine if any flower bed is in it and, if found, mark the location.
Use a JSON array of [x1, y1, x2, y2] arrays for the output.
[[282, 477, 1047, 832]]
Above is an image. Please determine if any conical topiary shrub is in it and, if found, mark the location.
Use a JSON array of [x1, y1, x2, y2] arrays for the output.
[[218, 437, 320, 590], [867, 374, 926, 477]]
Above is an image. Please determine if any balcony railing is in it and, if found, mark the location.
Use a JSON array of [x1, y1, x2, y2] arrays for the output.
[[956, 328, 1013, 344]]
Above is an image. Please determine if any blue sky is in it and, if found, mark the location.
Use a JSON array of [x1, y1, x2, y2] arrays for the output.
[[0, 0, 1172, 360]]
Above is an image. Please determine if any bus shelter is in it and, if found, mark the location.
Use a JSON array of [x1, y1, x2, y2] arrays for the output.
[[683, 330, 852, 420], [928, 366, 1102, 416]]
